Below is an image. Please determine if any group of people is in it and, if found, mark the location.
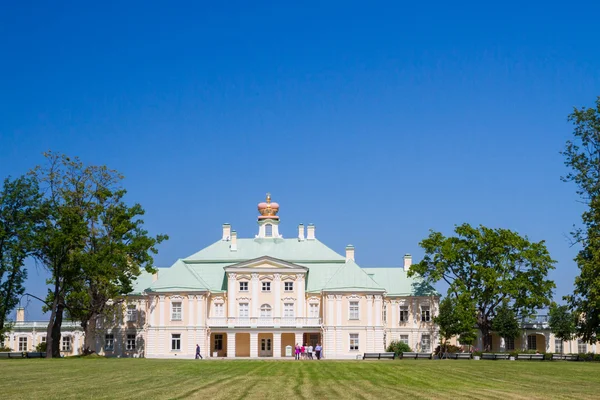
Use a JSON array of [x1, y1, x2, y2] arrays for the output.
[[295, 343, 322, 360]]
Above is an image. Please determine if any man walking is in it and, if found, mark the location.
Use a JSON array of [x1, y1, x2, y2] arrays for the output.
[[195, 344, 203, 359], [315, 343, 322, 360]]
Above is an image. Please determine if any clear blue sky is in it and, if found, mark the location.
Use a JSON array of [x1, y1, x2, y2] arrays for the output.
[[1, 1, 599, 319]]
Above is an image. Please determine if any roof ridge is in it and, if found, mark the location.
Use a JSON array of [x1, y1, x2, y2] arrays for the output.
[[182, 260, 211, 289]]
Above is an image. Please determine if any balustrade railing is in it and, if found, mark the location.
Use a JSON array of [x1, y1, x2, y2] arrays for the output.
[[206, 317, 321, 327]]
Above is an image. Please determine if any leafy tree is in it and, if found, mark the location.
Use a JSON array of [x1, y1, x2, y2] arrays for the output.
[[434, 295, 477, 356], [491, 301, 521, 349], [0, 176, 43, 336], [548, 303, 577, 354], [66, 187, 167, 354], [35, 341, 47, 352], [409, 223, 555, 351], [386, 340, 411, 356], [562, 97, 600, 343]]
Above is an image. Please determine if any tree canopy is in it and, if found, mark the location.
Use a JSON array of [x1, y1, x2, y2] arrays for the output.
[[491, 301, 521, 343], [434, 294, 477, 354], [562, 97, 600, 343], [409, 223, 555, 350], [548, 303, 577, 353]]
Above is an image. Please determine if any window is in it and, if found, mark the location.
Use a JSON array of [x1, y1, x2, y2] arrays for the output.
[[284, 303, 294, 318], [214, 303, 224, 317], [126, 334, 136, 351], [349, 301, 359, 320], [262, 281, 271, 292], [383, 303, 387, 323], [18, 337, 28, 352], [239, 303, 249, 318], [506, 337, 515, 351], [239, 281, 248, 292], [171, 302, 182, 321], [62, 336, 71, 352], [527, 335, 537, 350], [399, 306, 409, 322], [421, 306, 430, 322], [309, 303, 319, 318], [214, 334, 223, 351], [284, 282, 294, 292], [105, 334, 114, 351], [399, 335, 409, 345], [265, 224, 273, 237], [127, 305, 137, 322], [555, 339, 563, 354], [421, 335, 431, 352], [260, 304, 272, 318], [578, 339, 587, 354], [171, 334, 181, 351], [349, 334, 359, 351], [41, 336, 46, 344]]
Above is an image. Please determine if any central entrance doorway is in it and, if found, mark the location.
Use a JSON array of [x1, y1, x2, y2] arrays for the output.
[[260, 337, 272, 357]]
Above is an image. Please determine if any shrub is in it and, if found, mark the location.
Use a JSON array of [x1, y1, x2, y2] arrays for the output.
[[386, 341, 411, 356], [434, 344, 462, 355], [0, 345, 11, 352], [473, 351, 483, 357], [35, 342, 47, 352]]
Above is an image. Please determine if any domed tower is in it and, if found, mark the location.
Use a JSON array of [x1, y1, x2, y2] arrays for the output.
[[256, 193, 281, 238]]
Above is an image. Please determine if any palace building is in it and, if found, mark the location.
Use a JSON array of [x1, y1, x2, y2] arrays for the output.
[[4, 195, 441, 359]]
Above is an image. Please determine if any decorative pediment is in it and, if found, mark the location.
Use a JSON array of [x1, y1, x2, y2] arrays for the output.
[[224, 256, 308, 273]]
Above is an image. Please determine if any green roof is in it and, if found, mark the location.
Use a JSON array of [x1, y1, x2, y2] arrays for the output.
[[300, 261, 384, 292], [147, 260, 210, 292], [362, 267, 438, 296], [184, 238, 346, 262]]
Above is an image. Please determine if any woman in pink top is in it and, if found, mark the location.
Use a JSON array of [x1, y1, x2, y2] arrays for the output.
[[295, 344, 300, 360], [301, 345, 306, 360]]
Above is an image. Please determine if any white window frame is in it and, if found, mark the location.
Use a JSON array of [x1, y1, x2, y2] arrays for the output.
[[554, 339, 563, 354], [382, 302, 387, 323], [127, 304, 137, 322], [399, 306, 409, 322], [105, 334, 114, 351], [214, 334, 223, 350], [62, 336, 71, 352], [578, 339, 587, 354], [265, 224, 273, 237], [260, 304, 272, 318], [284, 281, 294, 292], [171, 301, 182, 321], [262, 281, 271, 292], [239, 281, 249, 292], [349, 333, 359, 351], [309, 303, 319, 318], [214, 303, 224, 317], [421, 305, 431, 322], [505, 337, 515, 351], [421, 334, 431, 352], [239, 303, 249, 318], [284, 303, 295, 318], [527, 335, 537, 351], [18, 337, 28, 352], [126, 334, 136, 351], [171, 333, 181, 351], [349, 301, 359, 320], [399, 335, 409, 345]]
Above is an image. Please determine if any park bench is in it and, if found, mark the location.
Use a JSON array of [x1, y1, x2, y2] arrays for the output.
[[8, 352, 25, 358], [495, 354, 510, 360], [402, 352, 433, 359], [482, 353, 496, 360], [26, 352, 45, 358], [517, 354, 544, 361], [551, 354, 579, 361], [447, 353, 471, 360], [0, 352, 9, 359], [362, 352, 395, 360]]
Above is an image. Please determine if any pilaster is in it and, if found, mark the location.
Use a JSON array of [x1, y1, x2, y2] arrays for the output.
[[228, 273, 237, 318], [335, 295, 342, 326], [250, 332, 259, 358], [274, 274, 281, 318], [251, 273, 260, 317], [374, 295, 382, 326], [295, 332, 303, 348], [297, 274, 305, 318], [227, 332, 236, 358], [188, 295, 195, 326], [196, 295, 204, 327], [326, 295, 335, 326], [159, 296, 165, 326], [366, 295, 373, 327], [391, 300, 398, 328], [273, 332, 282, 358]]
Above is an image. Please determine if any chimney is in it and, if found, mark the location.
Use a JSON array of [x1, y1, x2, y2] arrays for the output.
[[230, 230, 238, 251], [345, 245, 355, 262], [307, 224, 315, 240], [16, 307, 25, 322], [152, 270, 159, 282], [222, 223, 231, 241], [403, 254, 412, 271], [298, 224, 305, 241]]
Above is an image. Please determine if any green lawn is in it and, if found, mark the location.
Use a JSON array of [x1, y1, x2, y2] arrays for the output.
[[1, 358, 599, 400]]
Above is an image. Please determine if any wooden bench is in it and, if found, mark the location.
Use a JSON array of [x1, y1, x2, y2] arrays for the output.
[[551, 354, 579, 361], [517, 353, 545, 361], [362, 352, 395, 360], [447, 353, 471, 359]]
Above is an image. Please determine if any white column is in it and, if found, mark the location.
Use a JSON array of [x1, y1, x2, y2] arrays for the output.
[[391, 300, 398, 328], [327, 295, 335, 326], [336, 295, 343, 357], [375, 295, 382, 326], [273, 332, 282, 358], [74, 334, 80, 356], [499, 336, 506, 352], [411, 297, 417, 328], [228, 273, 237, 318], [251, 273, 260, 318], [336, 295, 342, 326], [274, 274, 281, 319], [295, 332, 303, 348], [188, 295, 195, 327], [366, 295, 373, 327], [250, 332, 259, 358], [227, 332, 236, 358], [297, 274, 305, 319], [159, 296, 165, 326], [196, 295, 204, 327]]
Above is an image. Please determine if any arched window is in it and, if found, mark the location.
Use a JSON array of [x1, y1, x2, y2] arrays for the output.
[[265, 224, 273, 237], [260, 304, 272, 318]]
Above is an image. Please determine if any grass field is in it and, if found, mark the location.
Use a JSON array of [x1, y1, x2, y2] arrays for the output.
[[1, 358, 599, 400]]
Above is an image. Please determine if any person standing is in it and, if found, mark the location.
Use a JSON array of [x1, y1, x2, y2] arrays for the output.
[[301, 344, 306, 360], [295, 343, 300, 360], [315, 343, 322, 360], [307, 344, 313, 360], [195, 344, 203, 359]]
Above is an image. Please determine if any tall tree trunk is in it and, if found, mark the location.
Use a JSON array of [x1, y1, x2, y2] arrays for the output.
[[82, 317, 97, 355], [45, 296, 58, 358], [51, 303, 64, 357]]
